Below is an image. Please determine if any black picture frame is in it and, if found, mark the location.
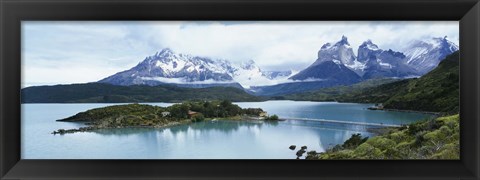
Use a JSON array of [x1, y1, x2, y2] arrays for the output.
[[1, 0, 479, 179]]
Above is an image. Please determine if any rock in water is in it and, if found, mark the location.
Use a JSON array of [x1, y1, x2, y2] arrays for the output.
[[289, 145, 296, 150], [296, 149, 306, 157]]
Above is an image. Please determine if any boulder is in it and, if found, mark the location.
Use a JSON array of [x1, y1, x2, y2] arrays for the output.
[[296, 149, 306, 157], [289, 145, 296, 150]]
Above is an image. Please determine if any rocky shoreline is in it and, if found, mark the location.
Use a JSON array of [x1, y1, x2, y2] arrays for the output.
[[52, 120, 188, 135]]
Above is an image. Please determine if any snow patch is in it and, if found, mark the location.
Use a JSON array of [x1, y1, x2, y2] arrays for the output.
[[346, 60, 366, 70], [186, 66, 195, 72], [405, 47, 428, 64], [379, 62, 393, 69], [366, 43, 379, 50]]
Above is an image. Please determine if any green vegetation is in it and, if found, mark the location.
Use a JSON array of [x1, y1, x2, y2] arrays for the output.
[[306, 114, 460, 159], [191, 113, 205, 122], [22, 83, 264, 103], [380, 52, 459, 113], [341, 133, 369, 149], [265, 114, 279, 120], [300, 52, 460, 160], [285, 51, 459, 114], [283, 78, 400, 101], [54, 100, 270, 134], [59, 100, 266, 123], [338, 52, 459, 114]]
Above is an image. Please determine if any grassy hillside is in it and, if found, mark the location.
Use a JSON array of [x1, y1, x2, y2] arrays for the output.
[[306, 114, 460, 159], [21, 83, 264, 103]]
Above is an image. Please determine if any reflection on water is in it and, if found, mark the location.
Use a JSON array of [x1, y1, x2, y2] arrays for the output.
[[91, 120, 269, 136], [21, 101, 430, 159]]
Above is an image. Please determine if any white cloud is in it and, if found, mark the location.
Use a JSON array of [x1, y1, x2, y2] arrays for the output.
[[22, 21, 459, 88], [141, 75, 329, 89], [22, 66, 123, 87], [140, 77, 236, 85]]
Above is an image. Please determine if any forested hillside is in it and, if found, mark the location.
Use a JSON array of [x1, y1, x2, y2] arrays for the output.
[[22, 83, 264, 103]]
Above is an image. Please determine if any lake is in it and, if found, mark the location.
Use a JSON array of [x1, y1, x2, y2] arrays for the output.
[[21, 101, 432, 159]]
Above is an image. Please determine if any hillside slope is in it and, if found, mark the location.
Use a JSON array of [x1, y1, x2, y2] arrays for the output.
[[341, 51, 459, 113], [306, 114, 459, 159]]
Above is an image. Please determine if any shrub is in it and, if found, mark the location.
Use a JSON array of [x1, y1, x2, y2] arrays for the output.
[[366, 136, 396, 151], [307, 114, 459, 160], [192, 113, 205, 122], [388, 131, 409, 143], [431, 142, 459, 159], [354, 143, 383, 159], [342, 133, 368, 149]]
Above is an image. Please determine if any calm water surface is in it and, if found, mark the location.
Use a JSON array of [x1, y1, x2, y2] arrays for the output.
[[21, 101, 431, 159]]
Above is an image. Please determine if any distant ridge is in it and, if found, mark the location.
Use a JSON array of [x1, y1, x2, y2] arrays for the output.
[[21, 83, 264, 103]]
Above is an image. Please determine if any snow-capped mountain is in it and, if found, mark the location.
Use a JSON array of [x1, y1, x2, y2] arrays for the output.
[[285, 36, 363, 90], [262, 70, 292, 79], [99, 48, 236, 86], [291, 36, 448, 81], [289, 59, 362, 84], [230, 60, 278, 88], [251, 61, 362, 96], [402, 37, 459, 74], [358, 40, 419, 79], [99, 36, 458, 96], [288, 36, 419, 82], [99, 48, 291, 88], [357, 40, 380, 63], [261, 36, 364, 96], [253, 36, 458, 96], [313, 36, 365, 75]]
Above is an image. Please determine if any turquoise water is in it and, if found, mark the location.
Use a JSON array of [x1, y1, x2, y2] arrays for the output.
[[21, 101, 432, 159]]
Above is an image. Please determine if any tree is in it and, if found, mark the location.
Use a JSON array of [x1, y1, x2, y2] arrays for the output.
[[265, 114, 279, 120], [220, 100, 232, 107], [192, 113, 205, 122], [342, 133, 368, 149], [168, 104, 190, 119]]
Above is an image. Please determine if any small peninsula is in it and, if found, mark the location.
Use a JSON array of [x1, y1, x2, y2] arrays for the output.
[[53, 100, 276, 135]]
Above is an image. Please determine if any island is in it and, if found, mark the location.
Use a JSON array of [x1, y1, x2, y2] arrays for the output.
[[52, 100, 279, 135]]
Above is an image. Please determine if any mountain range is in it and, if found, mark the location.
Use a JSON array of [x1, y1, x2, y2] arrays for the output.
[[285, 51, 459, 114], [99, 48, 291, 89], [98, 36, 458, 96]]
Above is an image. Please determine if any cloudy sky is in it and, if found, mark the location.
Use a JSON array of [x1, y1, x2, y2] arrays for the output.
[[22, 21, 459, 88]]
